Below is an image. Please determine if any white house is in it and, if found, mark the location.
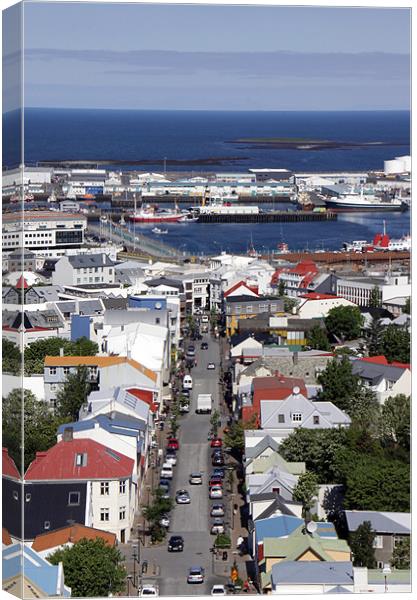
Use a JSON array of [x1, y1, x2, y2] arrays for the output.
[[52, 253, 116, 287], [297, 293, 357, 319], [351, 357, 411, 404]]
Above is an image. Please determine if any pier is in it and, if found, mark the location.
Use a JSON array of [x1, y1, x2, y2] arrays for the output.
[[267, 250, 410, 265], [197, 210, 337, 223]]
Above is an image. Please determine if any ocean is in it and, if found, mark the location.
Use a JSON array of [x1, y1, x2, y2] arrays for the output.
[[3, 108, 410, 172]]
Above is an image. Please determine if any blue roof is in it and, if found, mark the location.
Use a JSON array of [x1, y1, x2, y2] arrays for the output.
[[2, 543, 71, 597], [58, 414, 145, 438], [255, 515, 337, 544], [255, 515, 303, 543], [271, 561, 353, 586]]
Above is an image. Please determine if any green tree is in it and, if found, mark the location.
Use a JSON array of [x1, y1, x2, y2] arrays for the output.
[[210, 409, 220, 436], [24, 336, 98, 375], [284, 297, 298, 313], [56, 366, 90, 421], [346, 386, 380, 436], [367, 316, 384, 357], [368, 285, 382, 308], [292, 471, 319, 517], [317, 356, 360, 411], [325, 306, 364, 342], [48, 538, 126, 597], [391, 538, 410, 569], [224, 415, 258, 454], [143, 488, 174, 542], [278, 279, 285, 297], [279, 428, 348, 484], [2, 339, 22, 374], [2, 389, 66, 471], [380, 394, 410, 451], [349, 521, 376, 568], [306, 324, 331, 351], [380, 325, 410, 364], [70, 337, 99, 356]]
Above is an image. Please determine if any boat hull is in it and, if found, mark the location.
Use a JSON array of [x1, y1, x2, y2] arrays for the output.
[[128, 214, 183, 223], [324, 201, 407, 212]]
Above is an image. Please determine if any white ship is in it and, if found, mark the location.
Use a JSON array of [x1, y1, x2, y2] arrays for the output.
[[324, 187, 407, 212]]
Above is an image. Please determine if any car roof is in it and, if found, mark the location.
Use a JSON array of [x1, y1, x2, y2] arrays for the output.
[[191, 472, 202, 476], [190, 566, 203, 571]]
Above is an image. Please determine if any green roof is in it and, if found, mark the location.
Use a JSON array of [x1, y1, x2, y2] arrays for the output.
[[262, 527, 350, 562]]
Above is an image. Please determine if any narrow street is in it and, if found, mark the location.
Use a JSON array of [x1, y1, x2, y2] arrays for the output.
[[137, 332, 230, 596]]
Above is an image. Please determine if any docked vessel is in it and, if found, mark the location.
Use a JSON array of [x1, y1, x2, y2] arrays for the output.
[[324, 188, 407, 212], [152, 226, 168, 234], [342, 227, 411, 253], [128, 205, 183, 223]]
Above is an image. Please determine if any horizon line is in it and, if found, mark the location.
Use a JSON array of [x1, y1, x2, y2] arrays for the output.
[[4, 107, 411, 115]]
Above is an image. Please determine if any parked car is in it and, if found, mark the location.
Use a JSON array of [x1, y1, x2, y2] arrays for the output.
[[201, 315, 209, 323], [168, 536, 184, 552], [209, 485, 223, 499], [139, 584, 159, 596], [212, 468, 225, 479], [210, 438, 223, 448], [210, 518, 225, 535], [187, 566, 205, 584], [160, 463, 174, 479], [158, 479, 171, 499], [179, 403, 190, 414], [210, 504, 225, 517], [159, 514, 170, 528], [165, 451, 177, 466], [181, 389, 190, 398], [211, 584, 226, 596], [201, 342, 208, 350], [209, 477, 223, 487], [167, 438, 179, 450], [176, 489, 191, 504], [207, 362, 216, 370], [183, 374, 193, 390], [189, 472, 203, 485], [212, 454, 225, 467]]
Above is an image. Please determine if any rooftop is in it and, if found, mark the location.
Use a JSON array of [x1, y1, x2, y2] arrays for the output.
[[44, 355, 157, 382], [32, 523, 116, 552]]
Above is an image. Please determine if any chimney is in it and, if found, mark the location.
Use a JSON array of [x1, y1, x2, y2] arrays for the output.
[[63, 427, 73, 442]]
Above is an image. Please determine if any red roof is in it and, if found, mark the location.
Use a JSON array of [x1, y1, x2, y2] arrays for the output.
[[2, 528, 13, 546], [242, 375, 308, 425], [224, 280, 259, 298], [126, 388, 158, 412], [359, 356, 410, 370], [301, 293, 340, 300], [25, 439, 134, 481], [32, 524, 116, 552], [16, 275, 29, 290], [2, 448, 20, 480]]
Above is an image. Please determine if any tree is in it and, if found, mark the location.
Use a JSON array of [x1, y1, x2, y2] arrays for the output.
[[368, 286, 382, 308], [223, 415, 258, 454], [56, 366, 90, 421], [143, 488, 174, 542], [404, 297, 410, 315], [325, 306, 364, 342], [284, 297, 298, 313], [48, 538, 126, 597], [210, 409, 220, 436], [317, 356, 360, 412], [2, 339, 22, 374], [279, 428, 348, 484], [24, 336, 98, 375], [380, 325, 410, 364], [391, 537, 410, 569], [292, 471, 319, 517], [367, 316, 384, 357], [278, 279, 285, 297], [380, 394, 410, 451], [349, 521, 376, 568], [306, 324, 331, 351], [2, 389, 66, 471], [346, 386, 380, 436]]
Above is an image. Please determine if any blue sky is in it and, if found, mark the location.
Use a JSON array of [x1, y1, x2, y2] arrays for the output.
[[4, 2, 411, 111]]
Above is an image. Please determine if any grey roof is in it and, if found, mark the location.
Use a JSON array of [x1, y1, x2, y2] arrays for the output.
[[271, 561, 354, 586], [29, 286, 62, 301], [256, 496, 301, 520], [8, 249, 36, 259], [102, 297, 129, 310], [345, 511, 411, 535], [68, 253, 115, 268], [351, 360, 407, 384], [144, 277, 183, 289], [56, 301, 76, 313], [249, 492, 279, 502], [245, 435, 280, 461]]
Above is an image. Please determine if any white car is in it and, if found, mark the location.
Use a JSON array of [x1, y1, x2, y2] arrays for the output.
[[211, 584, 226, 596], [207, 362, 216, 370], [189, 472, 203, 485], [179, 403, 190, 413], [209, 485, 223, 499], [201, 314, 209, 323], [160, 463, 173, 479], [139, 584, 159, 596], [183, 374, 193, 390], [187, 566, 205, 584], [165, 453, 177, 466], [159, 514, 170, 528]]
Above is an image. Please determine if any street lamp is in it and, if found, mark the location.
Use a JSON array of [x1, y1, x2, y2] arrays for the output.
[[126, 574, 133, 596], [382, 564, 391, 592]]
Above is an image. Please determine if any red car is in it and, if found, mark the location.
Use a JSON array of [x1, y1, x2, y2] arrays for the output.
[[209, 478, 223, 488], [210, 438, 223, 448], [167, 438, 179, 450]]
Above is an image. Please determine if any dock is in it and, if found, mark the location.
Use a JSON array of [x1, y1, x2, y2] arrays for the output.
[[197, 210, 337, 223]]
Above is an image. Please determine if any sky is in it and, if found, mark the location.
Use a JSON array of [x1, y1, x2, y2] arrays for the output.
[[3, 1, 411, 111]]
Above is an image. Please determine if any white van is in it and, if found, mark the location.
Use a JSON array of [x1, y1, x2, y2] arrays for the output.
[[160, 463, 174, 479], [201, 315, 209, 323], [183, 374, 193, 390]]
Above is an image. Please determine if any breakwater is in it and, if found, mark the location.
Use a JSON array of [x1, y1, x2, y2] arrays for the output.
[[197, 211, 337, 223]]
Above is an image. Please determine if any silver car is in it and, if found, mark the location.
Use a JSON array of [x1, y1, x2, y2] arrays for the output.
[[176, 489, 191, 504], [210, 518, 225, 535], [210, 504, 225, 517]]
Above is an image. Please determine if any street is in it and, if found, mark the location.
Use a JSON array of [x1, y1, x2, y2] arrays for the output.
[[139, 332, 230, 596]]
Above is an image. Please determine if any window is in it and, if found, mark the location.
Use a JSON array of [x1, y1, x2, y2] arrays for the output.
[[75, 453, 87, 467], [100, 482, 110, 495], [313, 415, 320, 425], [68, 491, 80, 506], [278, 414, 285, 423], [44, 521, 51, 530], [373, 535, 384, 549], [64, 367, 70, 375], [119, 506, 126, 521], [119, 480, 126, 494], [13, 491, 18, 501], [292, 413, 302, 422], [49, 367, 57, 375], [394, 535, 406, 547], [100, 508, 109, 522], [25, 493, 31, 502]]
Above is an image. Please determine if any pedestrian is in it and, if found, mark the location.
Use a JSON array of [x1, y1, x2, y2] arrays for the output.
[[194, 359, 197, 367]]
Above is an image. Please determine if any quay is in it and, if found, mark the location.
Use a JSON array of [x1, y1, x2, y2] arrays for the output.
[[267, 249, 410, 265], [197, 210, 337, 223]]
